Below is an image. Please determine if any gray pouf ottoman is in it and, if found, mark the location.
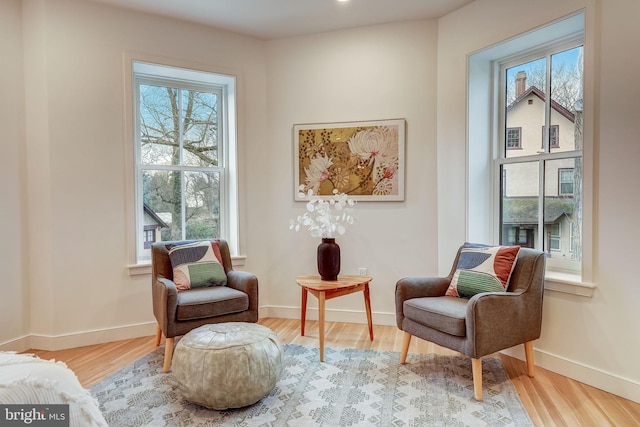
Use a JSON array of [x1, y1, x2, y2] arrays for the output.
[[172, 322, 283, 410]]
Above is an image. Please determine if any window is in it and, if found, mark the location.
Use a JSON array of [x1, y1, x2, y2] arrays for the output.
[[505, 226, 534, 247], [559, 168, 575, 196], [506, 128, 521, 149], [548, 223, 561, 251], [143, 227, 155, 249], [132, 62, 238, 262], [499, 43, 583, 266], [467, 11, 592, 292], [519, 228, 533, 245], [542, 125, 560, 148]]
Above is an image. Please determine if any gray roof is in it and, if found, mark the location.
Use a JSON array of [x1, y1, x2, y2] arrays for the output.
[[502, 197, 574, 225]]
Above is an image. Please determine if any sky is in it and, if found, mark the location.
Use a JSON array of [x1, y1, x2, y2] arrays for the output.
[[506, 46, 583, 90]]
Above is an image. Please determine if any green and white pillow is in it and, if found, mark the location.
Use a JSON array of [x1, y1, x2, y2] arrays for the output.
[[169, 240, 227, 291], [445, 245, 520, 298]]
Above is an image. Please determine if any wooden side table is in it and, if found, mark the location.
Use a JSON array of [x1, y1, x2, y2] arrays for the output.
[[296, 274, 374, 361]]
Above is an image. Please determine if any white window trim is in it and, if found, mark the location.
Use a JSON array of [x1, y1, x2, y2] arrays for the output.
[[127, 255, 246, 276], [549, 223, 561, 252], [497, 42, 582, 271], [123, 54, 241, 275], [569, 222, 575, 253], [559, 168, 575, 196], [467, 10, 595, 297], [506, 127, 522, 149]]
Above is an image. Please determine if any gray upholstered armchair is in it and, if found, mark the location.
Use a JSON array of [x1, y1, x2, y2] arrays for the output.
[[151, 239, 258, 372], [395, 243, 545, 400]]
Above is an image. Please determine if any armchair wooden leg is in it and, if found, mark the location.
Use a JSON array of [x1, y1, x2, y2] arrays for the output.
[[155, 324, 162, 347], [472, 358, 483, 401], [524, 341, 535, 377], [400, 332, 412, 364], [163, 337, 175, 373]]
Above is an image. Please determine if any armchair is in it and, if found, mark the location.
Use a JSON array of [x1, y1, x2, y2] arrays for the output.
[[395, 243, 545, 400], [151, 239, 258, 372]]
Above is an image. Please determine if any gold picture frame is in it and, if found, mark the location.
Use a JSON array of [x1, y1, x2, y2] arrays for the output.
[[293, 119, 406, 201]]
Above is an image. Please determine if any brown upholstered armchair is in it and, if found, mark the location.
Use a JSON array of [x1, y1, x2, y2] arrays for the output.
[[395, 243, 545, 400], [151, 239, 258, 372]]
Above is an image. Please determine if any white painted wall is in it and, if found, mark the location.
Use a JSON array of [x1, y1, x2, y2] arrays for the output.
[[263, 20, 439, 325], [0, 0, 29, 348], [6, 0, 267, 349], [3, 0, 640, 404], [438, 0, 640, 402]]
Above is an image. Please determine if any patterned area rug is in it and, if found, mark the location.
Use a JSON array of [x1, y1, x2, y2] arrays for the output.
[[91, 344, 533, 426]]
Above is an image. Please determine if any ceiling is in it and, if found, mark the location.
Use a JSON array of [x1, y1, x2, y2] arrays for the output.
[[86, 0, 475, 40]]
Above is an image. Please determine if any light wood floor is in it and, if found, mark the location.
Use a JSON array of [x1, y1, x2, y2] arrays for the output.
[[26, 318, 640, 427]]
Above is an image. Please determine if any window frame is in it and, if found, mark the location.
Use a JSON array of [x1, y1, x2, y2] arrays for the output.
[[496, 40, 583, 272], [143, 227, 155, 249], [506, 127, 522, 149], [542, 124, 560, 148], [548, 222, 561, 251], [125, 58, 240, 270], [558, 167, 575, 196], [466, 10, 595, 295], [134, 75, 226, 262]]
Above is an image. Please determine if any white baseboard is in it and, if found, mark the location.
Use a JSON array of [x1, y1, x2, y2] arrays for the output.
[[259, 305, 397, 327], [28, 322, 157, 351], [4, 308, 638, 405], [0, 335, 31, 353], [501, 345, 640, 404]]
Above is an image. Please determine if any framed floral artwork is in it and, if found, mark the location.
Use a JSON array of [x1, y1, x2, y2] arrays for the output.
[[293, 119, 406, 201]]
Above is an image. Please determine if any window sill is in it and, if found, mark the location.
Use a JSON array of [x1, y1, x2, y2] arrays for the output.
[[127, 255, 247, 276], [544, 270, 595, 297]]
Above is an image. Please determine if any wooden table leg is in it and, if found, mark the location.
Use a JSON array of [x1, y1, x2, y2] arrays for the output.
[[363, 283, 374, 341], [319, 290, 326, 362], [301, 287, 308, 336]]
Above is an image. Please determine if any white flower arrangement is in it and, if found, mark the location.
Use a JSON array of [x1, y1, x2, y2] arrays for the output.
[[289, 186, 356, 239]]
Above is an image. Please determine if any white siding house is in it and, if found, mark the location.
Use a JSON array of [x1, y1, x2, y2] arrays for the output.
[[503, 74, 580, 260]]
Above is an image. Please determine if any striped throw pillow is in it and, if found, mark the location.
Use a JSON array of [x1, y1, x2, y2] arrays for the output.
[[445, 245, 520, 298], [169, 240, 227, 291]]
